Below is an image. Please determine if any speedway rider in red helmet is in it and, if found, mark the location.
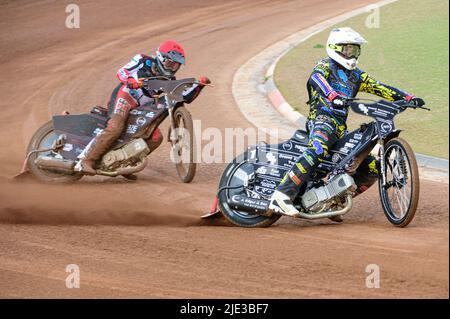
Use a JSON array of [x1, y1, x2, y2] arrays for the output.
[[76, 40, 210, 176]]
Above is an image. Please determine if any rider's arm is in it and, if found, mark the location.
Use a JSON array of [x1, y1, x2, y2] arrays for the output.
[[358, 72, 415, 102], [308, 59, 340, 102], [116, 54, 148, 84]]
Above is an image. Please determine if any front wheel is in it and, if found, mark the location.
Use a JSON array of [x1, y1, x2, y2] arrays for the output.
[[379, 137, 419, 227], [170, 107, 196, 183]]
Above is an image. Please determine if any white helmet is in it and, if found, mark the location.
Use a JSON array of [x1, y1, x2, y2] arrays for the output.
[[326, 27, 367, 70]]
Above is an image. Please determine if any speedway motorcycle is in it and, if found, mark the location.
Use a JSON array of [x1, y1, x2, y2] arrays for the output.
[[18, 77, 210, 183], [210, 99, 430, 228]]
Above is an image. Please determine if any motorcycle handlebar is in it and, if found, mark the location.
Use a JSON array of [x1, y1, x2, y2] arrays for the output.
[[346, 98, 430, 111], [138, 78, 214, 91]]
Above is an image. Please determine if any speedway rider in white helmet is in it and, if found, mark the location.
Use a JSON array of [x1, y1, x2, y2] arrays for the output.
[[269, 27, 425, 220]]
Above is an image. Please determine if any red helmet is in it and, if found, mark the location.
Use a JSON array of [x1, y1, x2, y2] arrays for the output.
[[155, 40, 186, 77]]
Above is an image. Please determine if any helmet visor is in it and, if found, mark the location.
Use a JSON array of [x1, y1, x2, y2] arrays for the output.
[[337, 44, 361, 59]]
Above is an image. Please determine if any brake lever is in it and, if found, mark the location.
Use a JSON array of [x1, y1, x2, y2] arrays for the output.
[[193, 81, 214, 88], [408, 103, 431, 111]]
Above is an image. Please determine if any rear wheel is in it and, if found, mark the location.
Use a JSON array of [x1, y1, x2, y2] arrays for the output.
[[170, 107, 196, 183], [379, 138, 419, 227], [218, 152, 281, 228], [26, 121, 83, 183]]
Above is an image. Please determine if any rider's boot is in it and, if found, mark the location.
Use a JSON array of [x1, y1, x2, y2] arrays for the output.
[[77, 115, 125, 175], [269, 170, 306, 217], [269, 149, 320, 217], [269, 189, 301, 217]]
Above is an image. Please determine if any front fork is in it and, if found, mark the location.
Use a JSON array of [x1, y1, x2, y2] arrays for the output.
[[378, 139, 387, 188], [166, 95, 178, 144]]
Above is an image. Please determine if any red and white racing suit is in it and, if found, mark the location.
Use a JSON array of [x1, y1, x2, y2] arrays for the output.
[[115, 53, 203, 110], [79, 54, 205, 174]]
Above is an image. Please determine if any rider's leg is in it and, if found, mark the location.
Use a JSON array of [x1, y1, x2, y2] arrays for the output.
[[352, 154, 380, 196], [269, 115, 341, 216], [107, 83, 123, 115], [79, 86, 137, 175]]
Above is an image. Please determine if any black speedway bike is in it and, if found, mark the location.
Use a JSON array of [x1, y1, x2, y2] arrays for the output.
[[18, 77, 211, 183], [214, 98, 430, 228]]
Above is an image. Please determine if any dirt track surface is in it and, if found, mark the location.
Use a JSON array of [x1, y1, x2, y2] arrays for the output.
[[0, 0, 448, 298]]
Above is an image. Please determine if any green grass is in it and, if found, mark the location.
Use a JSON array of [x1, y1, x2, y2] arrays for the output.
[[274, 0, 449, 158]]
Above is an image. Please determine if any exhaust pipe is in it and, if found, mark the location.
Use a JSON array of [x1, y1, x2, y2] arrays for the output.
[[227, 194, 353, 219], [35, 155, 76, 174], [227, 195, 271, 216]]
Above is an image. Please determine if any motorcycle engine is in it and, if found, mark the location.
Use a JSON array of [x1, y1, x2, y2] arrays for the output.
[[301, 174, 356, 213], [100, 138, 150, 170]]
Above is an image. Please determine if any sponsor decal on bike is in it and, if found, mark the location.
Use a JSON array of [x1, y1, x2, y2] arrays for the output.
[[256, 166, 267, 175], [136, 117, 146, 126], [358, 104, 369, 115], [354, 133, 363, 140], [231, 195, 268, 210], [270, 168, 282, 178], [278, 153, 295, 161], [332, 152, 341, 163], [260, 179, 277, 189], [380, 121, 392, 134], [284, 160, 297, 168], [258, 166, 282, 178], [265, 152, 277, 165], [254, 186, 274, 196], [282, 141, 293, 151], [145, 111, 156, 118], [344, 142, 355, 149], [126, 124, 139, 134], [130, 109, 144, 115]]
